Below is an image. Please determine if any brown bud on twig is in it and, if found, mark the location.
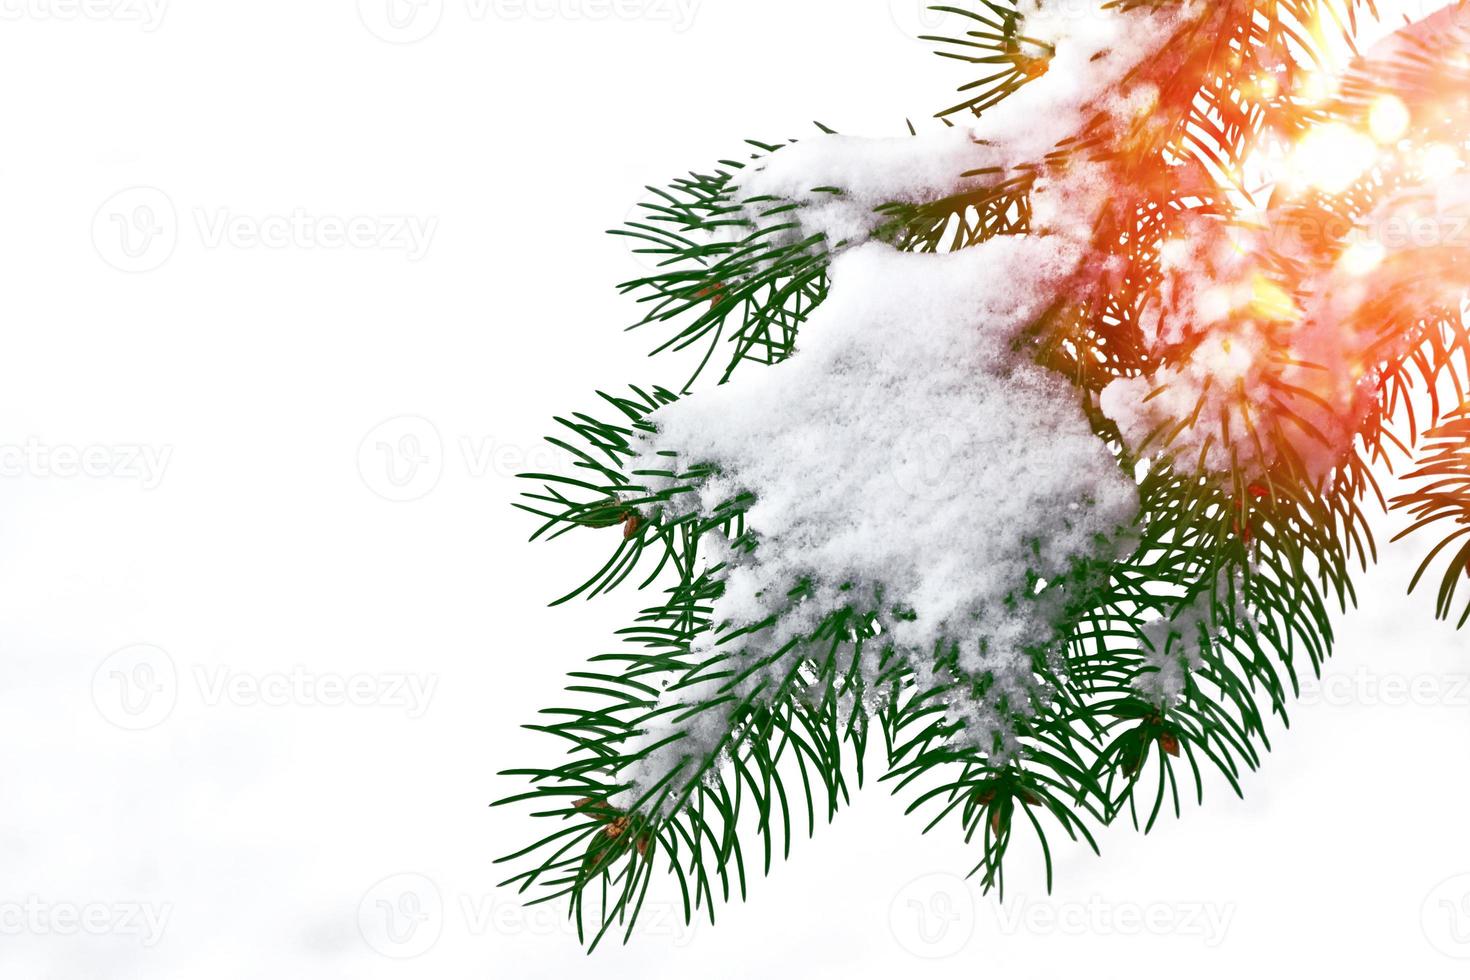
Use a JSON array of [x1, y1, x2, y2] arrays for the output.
[[1008, 52, 1049, 79], [606, 815, 631, 840]]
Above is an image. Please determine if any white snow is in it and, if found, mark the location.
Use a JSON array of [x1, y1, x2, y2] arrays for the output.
[[622, 170, 1139, 800], [5, 2, 1470, 979], [614, 0, 1213, 799], [973, 0, 1187, 161], [733, 127, 995, 248], [729, 0, 1197, 252], [647, 234, 1137, 648]]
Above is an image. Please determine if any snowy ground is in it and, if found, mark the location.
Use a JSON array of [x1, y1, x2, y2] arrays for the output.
[[1, 1, 1468, 977]]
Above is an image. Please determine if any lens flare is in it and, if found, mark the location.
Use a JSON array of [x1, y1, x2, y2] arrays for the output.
[[1291, 123, 1378, 193], [1420, 143, 1463, 181], [1368, 95, 1412, 144], [1296, 70, 1334, 104], [1249, 273, 1300, 322], [1340, 239, 1387, 276]]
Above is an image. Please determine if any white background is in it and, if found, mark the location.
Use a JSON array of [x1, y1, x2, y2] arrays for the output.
[[1, 0, 1468, 976]]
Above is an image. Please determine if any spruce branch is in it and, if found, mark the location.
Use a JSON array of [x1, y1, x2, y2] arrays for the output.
[[499, 0, 1470, 947]]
